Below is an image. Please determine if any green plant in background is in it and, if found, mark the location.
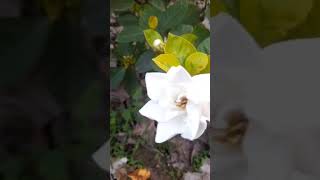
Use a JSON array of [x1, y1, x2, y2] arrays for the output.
[[192, 150, 210, 171], [144, 29, 210, 75], [212, 0, 320, 47], [111, 0, 210, 94]]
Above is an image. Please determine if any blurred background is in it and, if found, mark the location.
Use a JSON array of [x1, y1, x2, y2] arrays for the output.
[[0, 0, 107, 179]]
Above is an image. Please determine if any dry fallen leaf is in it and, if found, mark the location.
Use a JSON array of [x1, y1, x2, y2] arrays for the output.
[[128, 168, 151, 180]]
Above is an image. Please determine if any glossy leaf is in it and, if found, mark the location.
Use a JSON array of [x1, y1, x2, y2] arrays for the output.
[[143, 29, 163, 48], [149, 0, 166, 11], [192, 24, 210, 45], [158, 0, 189, 32], [171, 24, 193, 35], [164, 33, 197, 63], [152, 53, 180, 72], [111, 68, 126, 89], [197, 37, 210, 54], [184, 52, 209, 75], [181, 33, 198, 44], [136, 51, 155, 73], [139, 5, 162, 30], [117, 26, 144, 43], [200, 56, 210, 74]]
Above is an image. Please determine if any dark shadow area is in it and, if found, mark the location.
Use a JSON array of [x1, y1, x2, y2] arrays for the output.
[[0, 0, 109, 179]]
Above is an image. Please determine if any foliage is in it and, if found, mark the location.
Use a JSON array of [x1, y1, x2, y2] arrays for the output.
[[212, 0, 320, 47], [111, 0, 210, 94], [192, 150, 210, 171]]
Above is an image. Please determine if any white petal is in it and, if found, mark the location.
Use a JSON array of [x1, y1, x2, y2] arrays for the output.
[[145, 72, 167, 101], [155, 118, 185, 143], [164, 109, 186, 122], [194, 119, 208, 139], [188, 74, 210, 104], [201, 102, 210, 121], [181, 119, 207, 140], [158, 86, 183, 108], [167, 66, 192, 84], [139, 100, 165, 122], [185, 102, 202, 139]]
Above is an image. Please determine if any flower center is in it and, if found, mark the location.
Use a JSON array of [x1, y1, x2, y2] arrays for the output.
[[175, 96, 188, 109]]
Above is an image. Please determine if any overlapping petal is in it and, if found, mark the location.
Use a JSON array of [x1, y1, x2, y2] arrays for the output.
[[145, 72, 168, 101], [140, 65, 210, 143], [188, 73, 210, 104], [167, 66, 192, 84], [155, 118, 186, 143]]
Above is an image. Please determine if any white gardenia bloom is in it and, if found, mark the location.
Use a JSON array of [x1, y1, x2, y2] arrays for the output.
[[139, 65, 210, 143]]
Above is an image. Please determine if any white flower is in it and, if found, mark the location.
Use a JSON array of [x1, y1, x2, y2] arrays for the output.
[[153, 39, 162, 47], [139, 65, 210, 143], [213, 12, 320, 180]]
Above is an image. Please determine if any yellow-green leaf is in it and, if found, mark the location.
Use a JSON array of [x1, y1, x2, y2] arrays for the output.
[[200, 55, 210, 74], [184, 52, 209, 75], [148, 16, 159, 29], [144, 29, 163, 48], [240, 0, 313, 46], [152, 54, 180, 72], [165, 34, 197, 64], [181, 33, 198, 44]]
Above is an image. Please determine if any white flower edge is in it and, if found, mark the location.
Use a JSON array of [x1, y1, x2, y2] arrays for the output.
[[212, 12, 320, 180], [139, 66, 210, 143]]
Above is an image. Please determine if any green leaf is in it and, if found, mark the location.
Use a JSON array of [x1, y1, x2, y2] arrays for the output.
[[192, 24, 210, 45], [197, 37, 210, 54], [139, 5, 162, 29], [136, 51, 155, 73], [123, 66, 140, 96], [164, 33, 197, 63], [158, 0, 189, 32], [200, 56, 210, 74], [184, 52, 209, 75], [181, 33, 198, 44], [149, 0, 166, 11], [118, 14, 138, 26], [171, 24, 194, 35], [111, 0, 134, 11], [116, 25, 144, 43], [240, 0, 313, 46], [115, 43, 134, 57], [143, 29, 163, 48], [152, 53, 180, 72], [121, 109, 132, 122], [181, 3, 202, 25], [111, 68, 126, 89]]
